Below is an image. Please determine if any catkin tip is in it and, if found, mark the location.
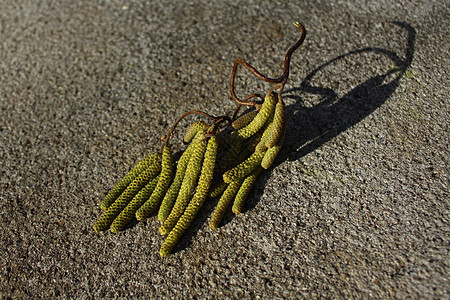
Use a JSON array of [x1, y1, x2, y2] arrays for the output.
[[159, 226, 169, 235], [135, 214, 145, 221], [159, 248, 169, 257]]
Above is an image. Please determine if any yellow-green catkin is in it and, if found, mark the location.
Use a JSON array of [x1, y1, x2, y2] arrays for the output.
[[135, 145, 173, 221], [157, 137, 197, 222], [261, 125, 286, 169], [184, 120, 207, 143], [232, 167, 262, 214], [209, 178, 243, 229], [265, 100, 285, 148], [222, 151, 265, 184], [110, 175, 159, 233], [159, 136, 218, 257], [232, 110, 258, 130], [235, 91, 277, 139], [159, 137, 208, 235], [93, 161, 162, 232], [100, 152, 161, 211], [209, 178, 228, 198], [237, 128, 266, 160], [254, 109, 275, 153]]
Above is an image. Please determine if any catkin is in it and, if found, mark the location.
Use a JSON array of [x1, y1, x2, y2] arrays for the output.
[[93, 161, 162, 232], [184, 120, 207, 143], [159, 137, 208, 235], [222, 151, 265, 184], [261, 125, 286, 169], [135, 145, 173, 221], [209, 178, 243, 229], [235, 91, 277, 139], [254, 110, 275, 153], [160, 136, 218, 257], [157, 135, 199, 222], [232, 110, 258, 130], [209, 178, 228, 198], [232, 167, 262, 214], [100, 152, 161, 211], [110, 175, 159, 233], [265, 100, 285, 148]]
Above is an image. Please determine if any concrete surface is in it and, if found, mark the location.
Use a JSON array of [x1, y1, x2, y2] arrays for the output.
[[0, 0, 448, 298]]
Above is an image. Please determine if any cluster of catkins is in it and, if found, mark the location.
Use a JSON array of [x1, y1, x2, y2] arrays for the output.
[[93, 87, 286, 257], [93, 21, 305, 257]]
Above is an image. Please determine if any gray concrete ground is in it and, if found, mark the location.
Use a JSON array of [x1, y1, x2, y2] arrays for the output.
[[0, 0, 448, 298]]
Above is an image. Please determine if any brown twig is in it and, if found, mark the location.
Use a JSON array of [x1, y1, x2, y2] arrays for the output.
[[230, 22, 306, 107]]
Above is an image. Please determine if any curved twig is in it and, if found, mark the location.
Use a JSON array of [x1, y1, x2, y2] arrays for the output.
[[230, 22, 306, 107]]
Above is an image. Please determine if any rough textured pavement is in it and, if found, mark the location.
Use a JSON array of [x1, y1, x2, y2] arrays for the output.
[[0, 0, 448, 298]]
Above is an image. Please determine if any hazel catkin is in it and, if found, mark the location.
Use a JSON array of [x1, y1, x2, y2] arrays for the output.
[[184, 120, 207, 143], [232, 167, 262, 214], [100, 152, 161, 211], [160, 136, 218, 257], [159, 136, 208, 235], [264, 100, 285, 148], [209, 178, 243, 229], [235, 91, 277, 139], [135, 145, 173, 221], [157, 134, 200, 222], [232, 110, 258, 130], [209, 178, 228, 198], [222, 151, 265, 184], [93, 160, 162, 232], [110, 175, 160, 233], [261, 125, 286, 169]]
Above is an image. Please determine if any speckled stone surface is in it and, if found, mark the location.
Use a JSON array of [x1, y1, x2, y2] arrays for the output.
[[0, 0, 448, 298]]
